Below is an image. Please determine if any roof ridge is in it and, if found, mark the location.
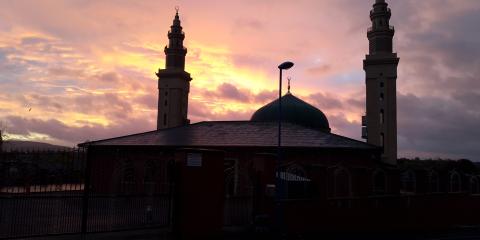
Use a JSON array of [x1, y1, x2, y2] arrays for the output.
[[328, 131, 379, 148]]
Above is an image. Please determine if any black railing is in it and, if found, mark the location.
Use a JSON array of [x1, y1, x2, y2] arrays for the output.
[[0, 149, 173, 239], [224, 196, 253, 227]]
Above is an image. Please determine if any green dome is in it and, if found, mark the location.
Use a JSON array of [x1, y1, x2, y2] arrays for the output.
[[250, 93, 331, 132]]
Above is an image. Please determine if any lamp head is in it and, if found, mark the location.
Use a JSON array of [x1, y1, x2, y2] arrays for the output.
[[278, 61, 294, 70]]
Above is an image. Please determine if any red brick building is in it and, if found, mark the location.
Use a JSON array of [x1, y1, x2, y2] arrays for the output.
[[79, 1, 480, 237]]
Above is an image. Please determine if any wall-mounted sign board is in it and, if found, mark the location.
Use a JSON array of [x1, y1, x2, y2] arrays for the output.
[[187, 153, 202, 167]]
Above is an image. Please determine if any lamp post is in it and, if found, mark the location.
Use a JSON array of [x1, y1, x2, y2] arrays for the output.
[[275, 61, 293, 235]]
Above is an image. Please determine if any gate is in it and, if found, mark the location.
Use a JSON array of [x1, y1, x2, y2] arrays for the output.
[[223, 160, 254, 227]]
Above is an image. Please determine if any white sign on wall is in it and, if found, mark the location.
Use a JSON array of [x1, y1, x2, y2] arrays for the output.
[[187, 153, 202, 167]]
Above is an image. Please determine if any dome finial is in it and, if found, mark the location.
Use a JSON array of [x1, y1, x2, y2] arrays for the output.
[[287, 76, 291, 94], [175, 5, 179, 15]]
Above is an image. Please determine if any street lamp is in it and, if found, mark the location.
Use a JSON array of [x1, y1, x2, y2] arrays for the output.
[[275, 61, 293, 235], [277, 61, 294, 169]]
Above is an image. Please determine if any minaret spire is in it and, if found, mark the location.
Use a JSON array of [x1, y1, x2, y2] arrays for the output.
[[164, 6, 187, 70], [368, 0, 394, 54], [362, 0, 399, 165], [156, 8, 192, 130]]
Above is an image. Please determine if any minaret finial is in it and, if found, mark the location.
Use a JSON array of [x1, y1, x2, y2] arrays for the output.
[[175, 6, 179, 15], [287, 77, 291, 93]]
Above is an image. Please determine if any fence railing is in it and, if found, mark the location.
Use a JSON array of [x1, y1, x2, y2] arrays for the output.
[[224, 196, 253, 227], [0, 149, 173, 239]]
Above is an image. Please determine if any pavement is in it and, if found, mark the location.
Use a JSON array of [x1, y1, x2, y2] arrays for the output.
[[17, 226, 480, 240]]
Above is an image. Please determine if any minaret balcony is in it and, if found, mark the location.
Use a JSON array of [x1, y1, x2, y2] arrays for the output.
[[362, 127, 368, 139], [370, 8, 391, 16], [168, 30, 185, 35], [367, 25, 394, 33], [362, 115, 367, 126]]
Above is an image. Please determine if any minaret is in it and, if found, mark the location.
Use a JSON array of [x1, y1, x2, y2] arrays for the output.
[[362, 0, 399, 165], [156, 8, 192, 130]]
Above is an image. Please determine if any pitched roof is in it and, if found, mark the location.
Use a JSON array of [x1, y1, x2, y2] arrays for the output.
[[79, 121, 376, 150]]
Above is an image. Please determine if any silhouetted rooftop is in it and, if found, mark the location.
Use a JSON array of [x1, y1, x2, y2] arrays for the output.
[[79, 121, 375, 150]]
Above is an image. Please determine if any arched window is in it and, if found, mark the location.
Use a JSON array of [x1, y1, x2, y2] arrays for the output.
[[334, 168, 351, 198], [283, 165, 311, 199], [449, 171, 461, 193], [380, 109, 384, 124], [144, 160, 156, 183], [380, 133, 385, 148], [224, 168, 235, 197], [122, 159, 134, 182], [373, 170, 386, 195], [428, 170, 439, 193], [144, 160, 157, 193], [400, 170, 416, 194], [121, 159, 135, 193], [470, 176, 479, 195]]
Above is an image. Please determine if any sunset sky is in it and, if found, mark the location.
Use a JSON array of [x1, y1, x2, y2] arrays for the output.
[[1, 0, 480, 161]]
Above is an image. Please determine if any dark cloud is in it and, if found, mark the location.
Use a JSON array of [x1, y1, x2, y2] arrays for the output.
[[307, 92, 344, 111], [28, 94, 63, 113], [20, 36, 50, 46], [233, 18, 265, 31], [96, 72, 119, 83], [119, 43, 162, 57], [231, 53, 275, 70], [397, 93, 480, 161], [202, 83, 285, 105], [217, 83, 250, 102], [188, 99, 251, 123], [328, 114, 361, 141], [136, 94, 157, 109], [48, 67, 84, 77], [306, 64, 331, 75], [253, 90, 276, 103], [5, 115, 154, 145], [202, 83, 251, 102]]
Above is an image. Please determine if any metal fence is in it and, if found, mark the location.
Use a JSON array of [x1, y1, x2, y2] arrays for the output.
[[223, 196, 253, 227], [0, 149, 173, 239]]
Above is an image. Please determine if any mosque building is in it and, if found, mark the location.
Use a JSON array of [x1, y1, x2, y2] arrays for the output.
[[78, 0, 480, 236], [82, 0, 399, 197]]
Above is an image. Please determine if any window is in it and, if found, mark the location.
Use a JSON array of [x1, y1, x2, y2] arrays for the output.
[[449, 171, 461, 193], [400, 170, 416, 194], [163, 114, 167, 126], [121, 159, 135, 193], [471, 177, 480, 194], [428, 171, 439, 193], [380, 82, 384, 88], [122, 159, 135, 182], [280, 165, 312, 199], [380, 110, 384, 124], [380, 133, 384, 147], [164, 100, 167, 106], [224, 169, 235, 197], [144, 160, 156, 193], [380, 93, 384, 101], [373, 170, 386, 194], [334, 168, 351, 197], [144, 160, 156, 183]]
